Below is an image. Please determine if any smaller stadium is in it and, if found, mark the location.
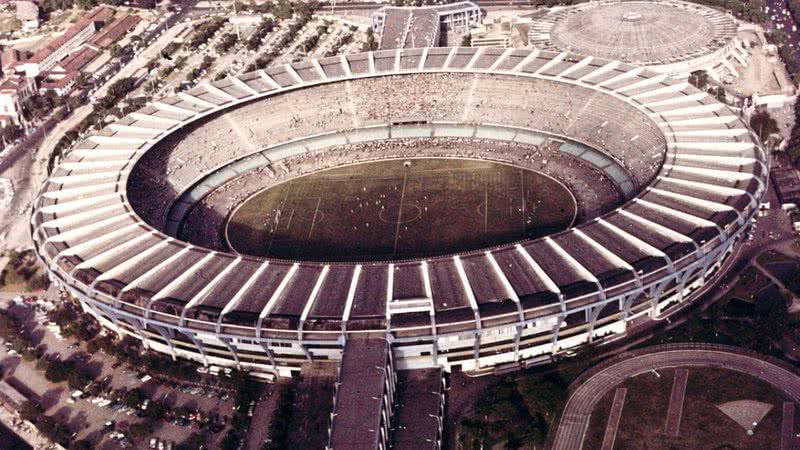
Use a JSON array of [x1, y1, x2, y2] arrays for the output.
[[528, 0, 741, 75]]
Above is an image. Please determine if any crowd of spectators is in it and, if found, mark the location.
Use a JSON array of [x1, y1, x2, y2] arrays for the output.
[[128, 72, 663, 233]]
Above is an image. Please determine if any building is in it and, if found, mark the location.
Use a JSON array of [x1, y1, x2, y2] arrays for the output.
[[528, 0, 742, 78], [87, 13, 141, 49], [470, 35, 509, 48], [0, 379, 29, 412], [469, 16, 523, 48], [14, 0, 39, 31], [0, 74, 35, 125], [328, 335, 396, 450], [39, 70, 79, 96], [31, 49, 767, 381], [771, 152, 800, 207], [372, 2, 481, 49], [21, 6, 113, 77], [391, 369, 445, 450], [5, 7, 137, 99], [0, 5, 120, 123]]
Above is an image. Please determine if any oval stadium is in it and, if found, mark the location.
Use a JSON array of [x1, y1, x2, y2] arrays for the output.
[[31, 47, 767, 378]]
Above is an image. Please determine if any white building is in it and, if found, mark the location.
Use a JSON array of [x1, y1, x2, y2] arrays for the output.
[[15, 1, 39, 32]]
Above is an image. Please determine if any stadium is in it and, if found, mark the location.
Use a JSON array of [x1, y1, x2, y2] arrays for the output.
[[31, 47, 767, 379], [527, 0, 743, 77]]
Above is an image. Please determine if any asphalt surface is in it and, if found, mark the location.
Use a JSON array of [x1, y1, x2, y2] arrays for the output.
[[552, 343, 800, 450]]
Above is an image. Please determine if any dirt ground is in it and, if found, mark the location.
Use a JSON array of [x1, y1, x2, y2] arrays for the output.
[[584, 367, 799, 450]]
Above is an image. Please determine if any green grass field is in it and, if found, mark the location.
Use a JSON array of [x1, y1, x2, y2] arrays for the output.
[[724, 266, 774, 303], [225, 158, 577, 261]]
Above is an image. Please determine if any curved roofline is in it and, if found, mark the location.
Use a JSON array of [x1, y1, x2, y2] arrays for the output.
[[31, 47, 767, 335], [533, 0, 739, 67]]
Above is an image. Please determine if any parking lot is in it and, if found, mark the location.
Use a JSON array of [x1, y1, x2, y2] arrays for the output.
[[0, 296, 237, 449]]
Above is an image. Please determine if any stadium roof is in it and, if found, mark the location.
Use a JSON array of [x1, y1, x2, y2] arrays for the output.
[[529, 0, 738, 66], [32, 48, 767, 339]]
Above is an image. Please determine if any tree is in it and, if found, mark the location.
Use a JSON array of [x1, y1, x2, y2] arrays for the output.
[[516, 376, 567, 420], [173, 406, 191, 419], [273, 0, 293, 20], [18, 400, 41, 423], [145, 59, 160, 72], [106, 77, 136, 101], [178, 432, 207, 450], [86, 338, 102, 354], [123, 387, 146, 408], [750, 109, 780, 143], [3, 124, 21, 143], [36, 415, 71, 445], [44, 360, 73, 383], [144, 400, 167, 420], [295, 0, 318, 19], [68, 440, 92, 450], [127, 420, 154, 440], [67, 366, 93, 391], [66, 95, 84, 111], [220, 430, 240, 450], [54, 108, 68, 122]]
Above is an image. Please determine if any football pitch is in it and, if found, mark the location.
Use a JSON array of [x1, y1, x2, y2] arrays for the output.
[[225, 158, 577, 261]]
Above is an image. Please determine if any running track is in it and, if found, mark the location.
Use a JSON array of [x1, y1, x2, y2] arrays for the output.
[[552, 343, 800, 450]]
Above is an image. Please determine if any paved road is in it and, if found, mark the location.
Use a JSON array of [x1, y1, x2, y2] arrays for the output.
[[599, 388, 625, 450], [664, 368, 688, 437], [552, 343, 800, 450], [782, 402, 795, 450]]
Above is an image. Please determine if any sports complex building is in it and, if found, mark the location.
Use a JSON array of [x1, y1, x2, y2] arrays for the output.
[[528, 0, 747, 78], [32, 45, 767, 381]]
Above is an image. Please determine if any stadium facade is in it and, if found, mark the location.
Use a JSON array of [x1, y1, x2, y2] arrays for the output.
[[32, 47, 767, 379]]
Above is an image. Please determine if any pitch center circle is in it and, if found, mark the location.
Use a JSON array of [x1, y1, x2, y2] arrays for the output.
[[378, 204, 422, 224]]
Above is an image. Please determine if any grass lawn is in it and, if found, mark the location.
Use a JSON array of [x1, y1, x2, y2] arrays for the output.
[[757, 250, 800, 296], [583, 367, 798, 450], [226, 158, 577, 261], [757, 250, 796, 266], [584, 369, 675, 449], [724, 266, 774, 302]]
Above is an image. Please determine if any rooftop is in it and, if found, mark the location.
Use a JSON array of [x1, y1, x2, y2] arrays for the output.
[[89, 13, 141, 49], [328, 335, 391, 450], [15, 0, 38, 21], [529, 0, 737, 66], [391, 369, 444, 450], [30, 6, 114, 64], [376, 1, 479, 49]]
